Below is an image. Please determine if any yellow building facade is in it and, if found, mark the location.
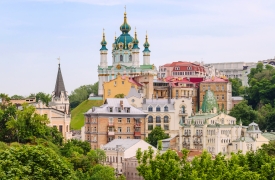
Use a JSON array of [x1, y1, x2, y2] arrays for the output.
[[103, 74, 140, 101]]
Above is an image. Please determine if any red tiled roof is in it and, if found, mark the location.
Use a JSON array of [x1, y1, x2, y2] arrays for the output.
[[161, 61, 205, 72]]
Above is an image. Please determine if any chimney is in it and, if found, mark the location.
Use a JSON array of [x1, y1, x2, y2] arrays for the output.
[[143, 98, 146, 104], [120, 100, 123, 109]]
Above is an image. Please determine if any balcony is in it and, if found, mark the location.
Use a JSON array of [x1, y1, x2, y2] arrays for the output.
[[134, 123, 141, 127], [108, 131, 115, 136], [179, 110, 188, 116], [182, 134, 191, 137], [134, 131, 141, 136], [108, 123, 114, 127]]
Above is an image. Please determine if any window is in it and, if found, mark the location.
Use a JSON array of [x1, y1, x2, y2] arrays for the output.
[[181, 106, 185, 113], [88, 127, 90, 132], [120, 55, 123, 61], [94, 127, 97, 132], [164, 116, 169, 123], [118, 136, 121, 139], [127, 118, 130, 123], [222, 95, 224, 100], [118, 108, 121, 112], [127, 127, 130, 132], [156, 124, 161, 127], [109, 107, 113, 112], [222, 86, 224, 91], [59, 125, 63, 133], [127, 136, 130, 139], [108, 89, 111, 96], [156, 116, 161, 123], [122, 81, 124, 84], [148, 116, 153, 123], [156, 106, 161, 112], [148, 125, 153, 130], [164, 125, 169, 130], [109, 118, 113, 125], [164, 106, 168, 112], [126, 108, 130, 113], [148, 106, 153, 112], [114, 81, 116, 86], [217, 95, 219, 100], [131, 99, 135, 102], [118, 118, 122, 123], [129, 55, 132, 61], [216, 86, 219, 91], [118, 127, 122, 132]]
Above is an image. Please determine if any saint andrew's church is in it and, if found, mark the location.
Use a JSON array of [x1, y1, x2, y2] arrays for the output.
[[98, 10, 158, 96]]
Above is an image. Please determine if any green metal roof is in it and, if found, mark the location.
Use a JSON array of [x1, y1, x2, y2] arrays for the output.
[[140, 65, 153, 69], [262, 132, 275, 141]]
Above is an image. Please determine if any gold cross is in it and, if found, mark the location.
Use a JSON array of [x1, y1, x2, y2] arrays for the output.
[[57, 57, 60, 64], [124, 5, 126, 12]]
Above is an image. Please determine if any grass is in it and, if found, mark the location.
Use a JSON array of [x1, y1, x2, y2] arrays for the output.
[[70, 100, 103, 130]]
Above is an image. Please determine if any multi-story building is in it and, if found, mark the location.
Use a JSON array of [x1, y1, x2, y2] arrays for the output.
[[84, 98, 147, 149], [126, 87, 192, 139], [158, 61, 206, 79], [103, 74, 142, 101], [179, 91, 269, 155], [205, 62, 256, 87], [199, 77, 232, 112], [97, 10, 157, 96], [102, 139, 156, 180]]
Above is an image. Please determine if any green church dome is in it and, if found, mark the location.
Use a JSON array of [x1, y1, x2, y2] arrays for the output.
[[143, 34, 150, 52], [120, 12, 131, 33], [201, 90, 218, 113], [100, 31, 108, 51]]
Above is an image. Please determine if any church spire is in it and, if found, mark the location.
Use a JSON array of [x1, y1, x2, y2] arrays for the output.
[[54, 61, 66, 98]]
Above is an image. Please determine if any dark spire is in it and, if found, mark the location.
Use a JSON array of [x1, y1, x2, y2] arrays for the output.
[[54, 63, 66, 98]]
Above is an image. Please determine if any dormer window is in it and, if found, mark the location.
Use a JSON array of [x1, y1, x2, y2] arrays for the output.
[[125, 107, 130, 113], [118, 107, 121, 112], [187, 66, 192, 70], [156, 106, 161, 112], [164, 106, 168, 112], [109, 107, 113, 112], [148, 106, 153, 112]]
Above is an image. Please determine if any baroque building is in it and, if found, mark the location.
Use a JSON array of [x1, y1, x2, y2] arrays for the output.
[[98, 11, 157, 96], [179, 90, 268, 155]]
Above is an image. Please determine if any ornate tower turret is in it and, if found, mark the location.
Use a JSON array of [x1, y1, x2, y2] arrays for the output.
[[100, 29, 108, 68], [143, 32, 151, 65], [132, 28, 140, 67]]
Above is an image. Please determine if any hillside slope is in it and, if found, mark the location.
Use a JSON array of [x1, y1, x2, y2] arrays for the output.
[[71, 100, 103, 130]]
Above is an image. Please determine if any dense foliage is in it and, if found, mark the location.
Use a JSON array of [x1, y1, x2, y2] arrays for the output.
[[146, 126, 169, 147], [69, 82, 98, 109], [229, 78, 244, 96], [136, 145, 275, 180], [35, 92, 51, 106]]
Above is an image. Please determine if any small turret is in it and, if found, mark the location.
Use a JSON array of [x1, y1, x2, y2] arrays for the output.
[[100, 29, 108, 51], [143, 32, 150, 65]]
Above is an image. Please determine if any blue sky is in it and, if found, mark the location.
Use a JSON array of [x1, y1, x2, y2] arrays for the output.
[[1, 0, 275, 96]]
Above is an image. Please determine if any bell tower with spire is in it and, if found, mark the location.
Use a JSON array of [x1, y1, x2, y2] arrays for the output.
[[143, 32, 151, 65], [100, 29, 108, 68], [132, 28, 140, 67]]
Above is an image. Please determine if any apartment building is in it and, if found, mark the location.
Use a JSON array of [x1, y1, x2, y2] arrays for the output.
[[84, 98, 147, 149]]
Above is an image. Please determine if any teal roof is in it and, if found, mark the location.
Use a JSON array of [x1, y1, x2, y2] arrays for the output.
[[143, 34, 150, 52], [262, 132, 275, 141], [140, 65, 153, 69], [201, 90, 218, 113], [114, 33, 134, 50]]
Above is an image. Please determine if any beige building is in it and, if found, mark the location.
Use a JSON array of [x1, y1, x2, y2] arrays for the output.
[[126, 87, 192, 139], [84, 98, 147, 149], [102, 139, 156, 180], [199, 77, 232, 112]]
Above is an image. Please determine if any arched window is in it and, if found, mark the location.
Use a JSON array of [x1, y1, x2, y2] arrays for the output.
[[181, 106, 185, 113], [120, 55, 123, 61], [164, 106, 168, 112], [148, 106, 153, 112], [129, 55, 132, 61], [148, 116, 153, 123], [164, 116, 169, 123], [156, 106, 161, 112], [156, 116, 161, 123]]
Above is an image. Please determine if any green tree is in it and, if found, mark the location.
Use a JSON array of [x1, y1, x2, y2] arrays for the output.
[[61, 139, 91, 157], [146, 126, 169, 147], [114, 94, 125, 98], [87, 148, 106, 164], [229, 100, 258, 125], [0, 145, 76, 179], [35, 92, 51, 106], [69, 82, 98, 109], [229, 78, 243, 96], [10, 95, 25, 100]]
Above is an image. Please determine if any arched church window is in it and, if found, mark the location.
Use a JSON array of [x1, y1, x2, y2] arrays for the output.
[[148, 116, 153, 123], [129, 55, 132, 61], [120, 55, 123, 62]]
